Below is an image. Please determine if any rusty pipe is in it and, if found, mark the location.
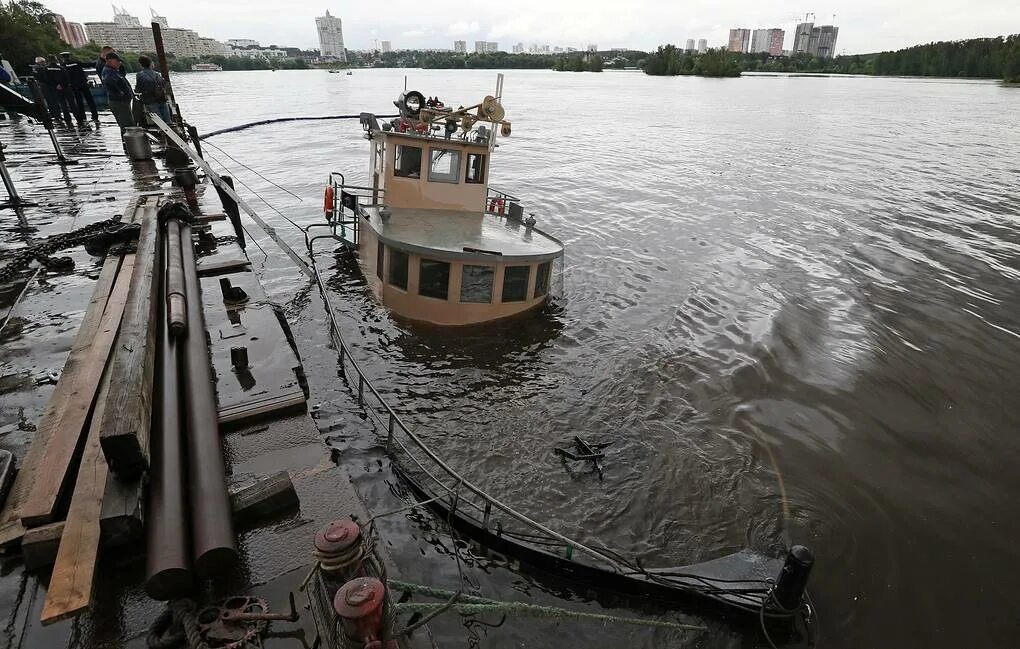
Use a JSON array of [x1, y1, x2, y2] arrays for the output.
[[164, 218, 187, 335], [179, 220, 237, 576], [144, 235, 194, 600]]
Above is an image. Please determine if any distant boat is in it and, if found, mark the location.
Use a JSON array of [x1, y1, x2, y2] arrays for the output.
[[328, 69, 341, 74], [346, 71, 352, 75], [191, 63, 223, 71]]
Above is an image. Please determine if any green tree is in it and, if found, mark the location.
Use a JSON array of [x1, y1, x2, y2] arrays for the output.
[[0, 0, 66, 71]]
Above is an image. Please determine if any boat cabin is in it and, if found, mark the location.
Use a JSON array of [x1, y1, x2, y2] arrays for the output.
[[329, 82, 564, 326]]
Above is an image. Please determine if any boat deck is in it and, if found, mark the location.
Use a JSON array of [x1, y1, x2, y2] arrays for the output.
[[361, 205, 563, 262]]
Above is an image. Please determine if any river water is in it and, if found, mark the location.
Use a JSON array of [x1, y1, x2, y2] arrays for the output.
[[171, 69, 1019, 647]]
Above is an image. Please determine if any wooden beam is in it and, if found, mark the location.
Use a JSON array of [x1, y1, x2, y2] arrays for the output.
[[99, 471, 144, 547], [99, 196, 162, 478], [0, 254, 123, 548], [18, 253, 136, 528], [230, 471, 299, 526], [21, 522, 64, 571], [40, 364, 113, 625]]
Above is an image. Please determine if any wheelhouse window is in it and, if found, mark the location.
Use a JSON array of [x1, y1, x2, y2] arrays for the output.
[[465, 153, 486, 184], [418, 259, 450, 300], [388, 248, 408, 290], [428, 148, 461, 183], [534, 261, 551, 298], [460, 265, 494, 303], [393, 145, 422, 178], [376, 241, 385, 280], [501, 266, 530, 302]]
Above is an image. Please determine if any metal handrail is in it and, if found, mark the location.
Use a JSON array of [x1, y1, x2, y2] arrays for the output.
[[303, 230, 627, 573]]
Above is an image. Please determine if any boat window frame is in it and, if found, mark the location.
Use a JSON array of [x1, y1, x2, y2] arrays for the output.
[[427, 147, 462, 184], [388, 248, 409, 290], [393, 144, 422, 179], [460, 264, 495, 304], [534, 261, 551, 298], [465, 152, 486, 184], [418, 258, 451, 301], [501, 265, 530, 302]]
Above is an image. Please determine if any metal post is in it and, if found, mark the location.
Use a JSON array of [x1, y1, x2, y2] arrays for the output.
[[387, 414, 395, 449], [482, 502, 491, 529], [186, 124, 204, 159], [0, 140, 34, 208], [773, 545, 814, 611], [151, 22, 181, 124], [216, 176, 245, 248], [358, 375, 364, 406], [26, 79, 73, 165]]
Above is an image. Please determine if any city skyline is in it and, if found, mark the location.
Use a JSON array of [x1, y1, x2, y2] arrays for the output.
[[43, 0, 1020, 55]]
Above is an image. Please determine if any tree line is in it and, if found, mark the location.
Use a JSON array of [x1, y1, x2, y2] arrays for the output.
[[644, 34, 1020, 81]]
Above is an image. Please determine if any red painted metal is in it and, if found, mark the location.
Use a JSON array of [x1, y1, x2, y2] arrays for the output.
[[333, 577, 386, 642], [315, 518, 361, 554]]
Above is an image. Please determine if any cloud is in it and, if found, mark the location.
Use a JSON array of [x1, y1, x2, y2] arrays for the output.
[[447, 20, 480, 36]]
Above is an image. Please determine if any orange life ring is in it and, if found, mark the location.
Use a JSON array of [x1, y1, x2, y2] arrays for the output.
[[324, 185, 334, 214]]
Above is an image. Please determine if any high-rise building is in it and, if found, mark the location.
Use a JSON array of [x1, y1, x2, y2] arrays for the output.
[[750, 29, 769, 53], [485, 41, 498, 53], [512, 43, 524, 54], [83, 9, 227, 56], [381, 41, 392, 53], [454, 40, 466, 53], [685, 38, 695, 52], [315, 10, 346, 61], [813, 25, 839, 58], [227, 38, 260, 48], [474, 40, 486, 53], [727, 29, 750, 53], [53, 14, 88, 47], [698, 38, 707, 53], [767, 29, 785, 56], [792, 22, 813, 54]]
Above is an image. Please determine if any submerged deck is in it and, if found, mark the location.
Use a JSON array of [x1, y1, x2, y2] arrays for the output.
[[362, 205, 563, 261]]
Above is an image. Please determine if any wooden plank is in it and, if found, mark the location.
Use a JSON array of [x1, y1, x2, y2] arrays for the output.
[[99, 196, 162, 478], [0, 254, 123, 548], [40, 365, 113, 625], [230, 471, 299, 526], [18, 254, 136, 528], [98, 471, 144, 547], [22, 522, 64, 571]]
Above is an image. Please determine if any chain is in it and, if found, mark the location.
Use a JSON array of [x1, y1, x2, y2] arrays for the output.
[[0, 217, 136, 284]]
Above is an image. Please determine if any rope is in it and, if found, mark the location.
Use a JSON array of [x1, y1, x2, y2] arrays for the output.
[[199, 114, 399, 139], [0, 217, 132, 284], [146, 600, 207, 649]]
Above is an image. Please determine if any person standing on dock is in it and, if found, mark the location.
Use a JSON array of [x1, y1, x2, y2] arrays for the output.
[[60, 52, 99, 123], [30, 57, 62, 121], [43, 57, 74, 124], [101, 53, 134, 131], [134, 55, 171, 125]]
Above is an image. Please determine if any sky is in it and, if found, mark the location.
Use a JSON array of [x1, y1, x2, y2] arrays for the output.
[[46, 0, 1020, 55]]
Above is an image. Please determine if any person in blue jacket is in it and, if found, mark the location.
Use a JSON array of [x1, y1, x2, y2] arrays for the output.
[[101, 52, 134, 130]]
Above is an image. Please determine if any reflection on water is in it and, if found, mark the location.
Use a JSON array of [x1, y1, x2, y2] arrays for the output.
[[167, 69, 1020, 648]]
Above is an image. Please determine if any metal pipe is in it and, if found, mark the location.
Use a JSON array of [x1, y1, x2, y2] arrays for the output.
[[0, 141, 20, 203], [145, 235, 194, 600], [186, 124, 203, 159], [26, 79, 69, 164], [179, 221, 237, 576], [164, 219, 187, 335]]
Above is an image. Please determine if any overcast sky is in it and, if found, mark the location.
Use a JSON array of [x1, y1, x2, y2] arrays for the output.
[[47, 0, 1019, 54]]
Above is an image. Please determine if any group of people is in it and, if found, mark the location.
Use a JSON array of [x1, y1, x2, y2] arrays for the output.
[[96, 46, 172, 132], [17, 46, 172, 133], [29, 52, 98, 126]]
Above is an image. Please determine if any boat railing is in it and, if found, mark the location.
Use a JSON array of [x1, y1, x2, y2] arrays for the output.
[[302, 223, 630, 574], [326, 172, 385, 245], [486, 187, 524, 219]]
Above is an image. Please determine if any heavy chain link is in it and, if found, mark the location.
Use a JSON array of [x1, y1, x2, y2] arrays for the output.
[[0, 217, 137, 284]]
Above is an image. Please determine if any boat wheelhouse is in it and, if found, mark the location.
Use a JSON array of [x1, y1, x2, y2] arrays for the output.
[[325, 76, 564, 326]]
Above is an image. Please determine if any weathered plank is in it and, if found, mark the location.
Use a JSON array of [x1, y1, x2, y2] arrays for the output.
[[40, 364, 113, 625], [22, 522, 64, 571], [99, 196, 162, 478], [230, 471, 299, 526], [99, 471, 145, 548], [0, 254, 124, 548], [18, 254, 136, 528]]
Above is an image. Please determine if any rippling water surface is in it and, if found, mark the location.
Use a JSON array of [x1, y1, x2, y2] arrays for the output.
[[173, 69, 1020, 647]]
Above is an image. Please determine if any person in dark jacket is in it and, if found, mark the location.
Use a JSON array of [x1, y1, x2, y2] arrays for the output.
[[44, 57, 75, 123], [29, 57, 62, 120], [61, 52, 98, 122], [134, 55, 171, 125], [101, 52, 134, 130]]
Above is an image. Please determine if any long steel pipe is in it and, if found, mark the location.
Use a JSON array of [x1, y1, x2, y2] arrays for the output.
[[144, 236, 193, 599], [165, 219, 187, 335], [179, 221, 237, 576]]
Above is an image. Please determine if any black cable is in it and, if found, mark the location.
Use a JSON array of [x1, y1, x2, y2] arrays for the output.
[[199, 113, 399, 139], [201, 139, 304, 202]]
